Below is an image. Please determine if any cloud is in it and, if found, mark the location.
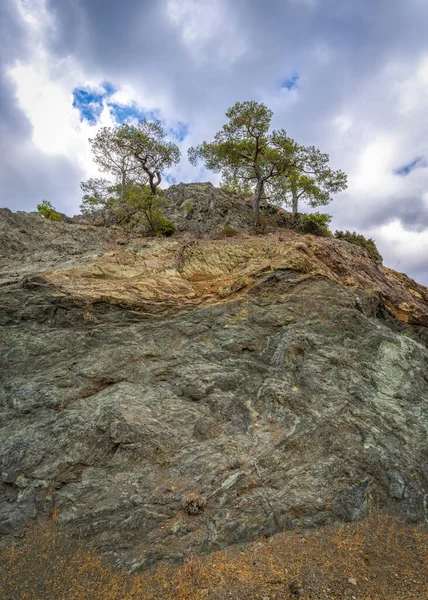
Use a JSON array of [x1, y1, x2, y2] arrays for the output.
[[164, 0, 247, 64], [2, 0, 428, 282]]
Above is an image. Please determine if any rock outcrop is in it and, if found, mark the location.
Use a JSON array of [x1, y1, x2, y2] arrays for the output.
[[163, 182, 300, 234], [0, 188, 427, 571]]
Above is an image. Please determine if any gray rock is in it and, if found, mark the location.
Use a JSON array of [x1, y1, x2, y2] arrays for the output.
[[0, 205, 427, 570], [164, 182, 301, 234]]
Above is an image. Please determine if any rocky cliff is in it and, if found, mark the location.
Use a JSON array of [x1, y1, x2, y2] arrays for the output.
[[1, 185, 427, 571]]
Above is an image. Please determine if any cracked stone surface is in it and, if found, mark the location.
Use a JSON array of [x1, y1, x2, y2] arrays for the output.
[[0, 191, 427, 570]]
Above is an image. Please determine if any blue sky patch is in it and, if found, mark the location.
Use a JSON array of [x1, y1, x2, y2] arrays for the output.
[[72, 82, 116, 124], [281, 72, 299, 90], [73, 82, 188, 140], [73, 81, 162, 127], [169, 121, 189, 142], [109, 103, 158, 124], [394, 156, 426, 176], [164, 173, 178, 185]]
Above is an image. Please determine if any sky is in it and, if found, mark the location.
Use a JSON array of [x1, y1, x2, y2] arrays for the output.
[[1, 0, 428, 284]]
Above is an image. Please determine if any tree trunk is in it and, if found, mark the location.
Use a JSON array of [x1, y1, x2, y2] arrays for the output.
[[291, 189, 298, 214], [120, 169, 126, 205], [252, 180, 263, 225], [148, 171, 161, 195], [148, 174, 156, 195]]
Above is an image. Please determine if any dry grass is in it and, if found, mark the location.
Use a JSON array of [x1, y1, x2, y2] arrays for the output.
[[0, 513, 426, 599]]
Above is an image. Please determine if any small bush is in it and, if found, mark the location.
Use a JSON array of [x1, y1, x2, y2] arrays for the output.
[[335, 230, 383, 263], [298, 212, 332, 237], [37, 200, 62, 221], [219, 226, 238, 237], [154, 217, 176, 237], [103, 186, 176, 236], [181, 491, 206, 515], [182, 200, 192, 215]]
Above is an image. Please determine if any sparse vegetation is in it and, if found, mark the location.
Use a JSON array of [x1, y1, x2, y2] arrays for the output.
[[298, 212, 332, 237], [149, 213, 176, 237], [80, 179, 175, 236], [182, 200, 192, 215], [117, 184, 175, 236], [0, 514, 426, 599], [181, 490, 206, 515], [88, 125, 141, 206], [117, 120, 181, 195], [335, 230, 383, 263], [220, 179, 251, 196], [219, 226, 238, 237], [80, 119, 180, 235], [36, 200, 61, 221]]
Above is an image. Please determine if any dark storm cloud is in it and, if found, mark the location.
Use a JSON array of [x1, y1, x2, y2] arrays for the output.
[[0, 0, 31, 140], [356, 194, 428, 231]]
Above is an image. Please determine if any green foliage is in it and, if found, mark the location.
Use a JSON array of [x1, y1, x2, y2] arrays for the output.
[[79, 178, 119, 216], [81, 119, 180, 236], [36, 200, 61, 221], [219, 226, 238, 237], [153, 216, 176, 237], [85, 120, 180, 218], [189, 100, 347, 221], [220, 179, 251, 196], [79, 180, 175, 236], [116, 185, 175, 236], [276, 168, 348, 214], [117, 120, 181, 194], [335, 230, 383, 263], [90, 126, 139, 177], [182, 200, 192, 215], [298, 212, 332, 237]]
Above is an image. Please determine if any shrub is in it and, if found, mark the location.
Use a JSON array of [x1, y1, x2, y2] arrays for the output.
[[153, 216, 176, 237], [181, 491, 206, 515], [298, 212, 332, 237], [37, 200, 62, 221], [82, 182, 176, 236], [219, 226, 238, 237], [335, 230, 383, 263], [182, 200, 192, 215]]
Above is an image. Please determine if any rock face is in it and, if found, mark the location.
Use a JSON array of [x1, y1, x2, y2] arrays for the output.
[[0, 191, 428, 571], [164, 182, 300, 234]]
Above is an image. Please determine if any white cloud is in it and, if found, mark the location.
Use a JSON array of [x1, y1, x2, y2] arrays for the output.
[[165, 0, 246, 64], [371, 219, 428, 278]]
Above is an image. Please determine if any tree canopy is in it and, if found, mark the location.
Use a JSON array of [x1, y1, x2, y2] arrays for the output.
[[276, 163, 348, 214], [189, 100, 347, 221], [118, 120, 181, 194], [79, 178, 121, 215], [89, 125, 141, 206], [81, 119, 180, 236]]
